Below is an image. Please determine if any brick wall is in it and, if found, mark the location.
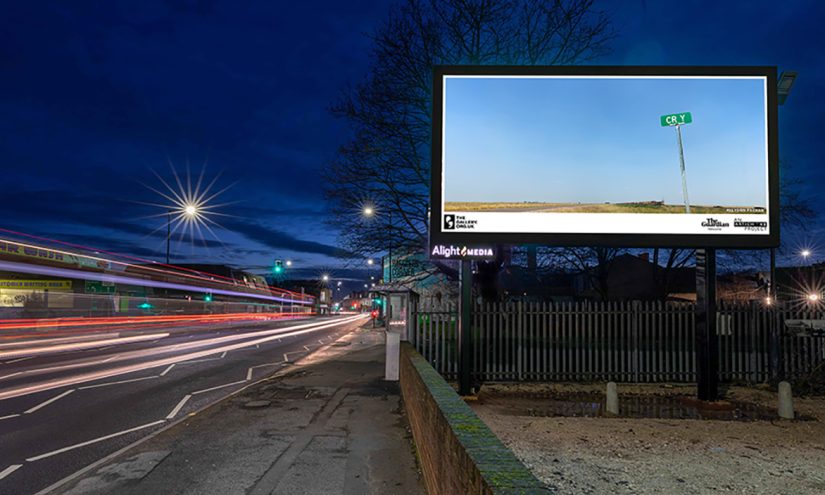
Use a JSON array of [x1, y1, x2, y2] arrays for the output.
[[399, 342, 551, 494]]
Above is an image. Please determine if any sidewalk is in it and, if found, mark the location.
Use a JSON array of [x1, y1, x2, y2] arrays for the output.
[[50, 325, 425, 495]]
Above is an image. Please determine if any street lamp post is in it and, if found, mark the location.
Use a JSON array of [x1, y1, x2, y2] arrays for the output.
[[363, 205, 393, 283], [165, 204, 199, 265], [166, 209, 171, 264]]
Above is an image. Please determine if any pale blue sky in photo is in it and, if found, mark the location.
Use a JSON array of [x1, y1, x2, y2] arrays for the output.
[[443, 76, 767, 207]]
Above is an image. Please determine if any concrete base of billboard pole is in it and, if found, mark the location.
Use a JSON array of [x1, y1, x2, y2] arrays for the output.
[[695, 248, 719, 401]]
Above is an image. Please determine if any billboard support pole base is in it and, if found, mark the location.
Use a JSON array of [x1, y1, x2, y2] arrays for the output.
[[695, 248, 719, 401]]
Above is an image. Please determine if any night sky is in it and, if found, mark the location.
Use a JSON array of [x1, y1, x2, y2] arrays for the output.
[[2, 1, 823, 278]]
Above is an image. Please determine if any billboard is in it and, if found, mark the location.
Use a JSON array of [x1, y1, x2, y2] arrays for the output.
[[430, 66, 779, 250]]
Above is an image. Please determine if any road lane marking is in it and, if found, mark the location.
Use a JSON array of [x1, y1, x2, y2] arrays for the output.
[[220, 351, 227, 358], [25, 420, 166, 462], [166, 394, 192, 419], [0, 414, 20, 421], [24, 389, 75, 414], [246, 368, 253, 380], [78, 375, 158, 390], [191, 380, 247, 395], [0, 315, 366, 401], [5, 356, 35, 364], [159, 364, 175, 376], [250, 361, 284, 369], [0, 464, 22, 481], [303, 345, 310, 351], [0, 371, 23, 381]]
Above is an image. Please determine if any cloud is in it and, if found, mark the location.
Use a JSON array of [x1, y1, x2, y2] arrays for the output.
[[222, 218, 356, 259]]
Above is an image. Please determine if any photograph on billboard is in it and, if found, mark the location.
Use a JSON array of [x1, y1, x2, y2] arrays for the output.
[[430, 66, 778, 249]]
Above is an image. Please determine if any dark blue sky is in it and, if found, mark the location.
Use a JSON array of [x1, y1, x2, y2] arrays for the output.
[[1, 1, 823, 274]]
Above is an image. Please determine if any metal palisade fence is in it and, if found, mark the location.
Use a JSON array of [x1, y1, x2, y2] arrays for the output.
[[410, 301, 825, 383]]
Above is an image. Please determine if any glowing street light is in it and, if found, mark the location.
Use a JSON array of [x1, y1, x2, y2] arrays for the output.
[[801, 249, 811, 260], [286, 260, 293, 267], [367, 258, 374, 266], [808, 293, 819, 302], [322, 274, 330, 282], [361, 203, 393, 283]]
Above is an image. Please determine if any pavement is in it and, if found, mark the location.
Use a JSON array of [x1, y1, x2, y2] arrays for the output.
[[48, 324, 425, 495]]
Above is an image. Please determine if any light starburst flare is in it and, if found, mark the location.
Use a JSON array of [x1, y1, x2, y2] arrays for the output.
[[136, 161, 237, 257]]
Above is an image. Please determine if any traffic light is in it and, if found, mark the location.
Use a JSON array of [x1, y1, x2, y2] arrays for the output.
[[204, 294, 213, 302], [138, 302, 153, 310], [371, 310, 378, 319], [274, 259, 283, 274]]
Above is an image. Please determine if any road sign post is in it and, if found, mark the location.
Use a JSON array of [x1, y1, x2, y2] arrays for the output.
[[661, 112, 693, 214]]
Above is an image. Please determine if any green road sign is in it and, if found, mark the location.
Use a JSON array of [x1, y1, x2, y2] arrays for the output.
[[85, 280, 115, 294], [660, 112, 693, 126]]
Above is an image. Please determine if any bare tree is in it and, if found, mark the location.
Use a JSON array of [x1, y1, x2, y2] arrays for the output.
[[325, 0, 615, 276]]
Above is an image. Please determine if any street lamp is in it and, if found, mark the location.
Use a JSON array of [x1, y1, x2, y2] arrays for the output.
[[801, 249, 811, 261], [166, 203, 200, 265], [286, 260, 293, 267], [367, 258, 374, 266], [362, 204, 393, 283], [322, 274, 330, 282]]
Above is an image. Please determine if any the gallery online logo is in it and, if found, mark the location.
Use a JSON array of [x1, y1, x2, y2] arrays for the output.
[[444, 214, 456, 230]]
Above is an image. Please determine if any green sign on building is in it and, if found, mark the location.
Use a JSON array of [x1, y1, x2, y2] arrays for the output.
[[660, 112, 693, 126]]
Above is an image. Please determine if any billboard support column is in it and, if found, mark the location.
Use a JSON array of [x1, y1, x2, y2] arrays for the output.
[[695, 248, 718, 400], [458, 259, 472, 395]]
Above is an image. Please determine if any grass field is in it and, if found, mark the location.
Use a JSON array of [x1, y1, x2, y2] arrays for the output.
[[444, 201, 767, 214]]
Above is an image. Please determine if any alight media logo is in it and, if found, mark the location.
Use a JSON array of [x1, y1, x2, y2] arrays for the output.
[[431, 244, 494, 259]]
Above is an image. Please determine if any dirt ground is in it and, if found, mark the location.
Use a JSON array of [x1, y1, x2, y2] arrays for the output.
[[469, 383, 825, 494]]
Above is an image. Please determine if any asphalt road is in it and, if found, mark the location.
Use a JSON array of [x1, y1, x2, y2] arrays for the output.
[[0, 314, 366, 495]]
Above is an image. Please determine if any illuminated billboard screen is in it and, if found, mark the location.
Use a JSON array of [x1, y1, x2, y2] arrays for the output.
[[430, 66, 778, 250]]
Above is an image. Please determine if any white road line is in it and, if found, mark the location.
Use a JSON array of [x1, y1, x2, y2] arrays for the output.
[[0, 371, 23, 381], [165, 394, 192, 419], [220, 351, 227, 358], [24, 389, 75, 414], [159, 364, 175, 376], [246, 368, 253, 381], [318, 339, 324, 345], [0, 464, 22, 481], [303, 345, 310, 351], [191, 380, 247, 395], [0, 414, 21, 421], [26, 420, 166, 462], [6, 356, 35, 364], [78, 375, 159, 390], [250, 361, 284, 369], [283, 353, 289, 362]]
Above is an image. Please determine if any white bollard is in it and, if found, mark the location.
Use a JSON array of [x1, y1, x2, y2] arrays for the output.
[[606, 381, 619, 416], [385, 330, 400, 381], [778, 381, 794, 419]]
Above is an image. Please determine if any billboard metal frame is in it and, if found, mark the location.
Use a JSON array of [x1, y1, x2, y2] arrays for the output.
[[429, 65, 779, 250]]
